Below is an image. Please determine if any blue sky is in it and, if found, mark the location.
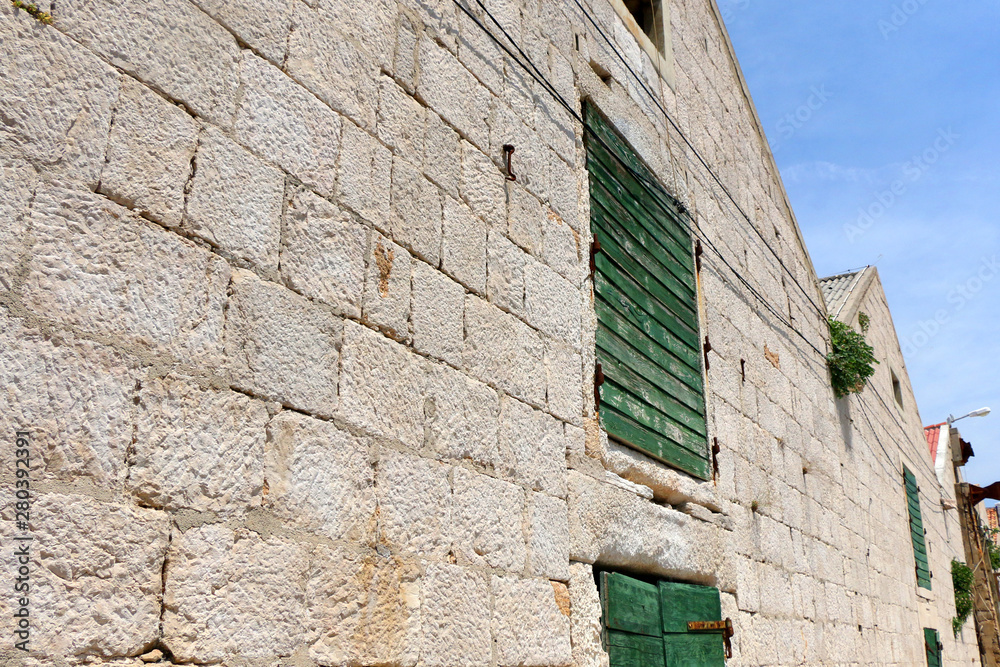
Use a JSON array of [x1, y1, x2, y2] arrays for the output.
[[718, 2, 1000, 487]]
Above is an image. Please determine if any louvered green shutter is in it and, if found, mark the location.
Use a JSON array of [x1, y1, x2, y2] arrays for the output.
[[924, 628, 941, 667], [584, 102, 709, 480], [602, 572, 667, 667], [904, 466, 932, 589], [600, 572, 726, 667]]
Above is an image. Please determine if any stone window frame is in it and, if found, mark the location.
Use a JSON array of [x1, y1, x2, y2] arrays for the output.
[[607, 0, 677, 89]]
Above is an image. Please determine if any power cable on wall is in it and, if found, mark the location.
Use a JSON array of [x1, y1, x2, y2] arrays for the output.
[[452, 0, 827, 358]]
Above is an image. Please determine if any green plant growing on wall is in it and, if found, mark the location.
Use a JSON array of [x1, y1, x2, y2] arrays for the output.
[[986, 528, 1000, 572], [827, 317, 878, 398], [952, 559, 974, 636], [10, 0, 53, 23]]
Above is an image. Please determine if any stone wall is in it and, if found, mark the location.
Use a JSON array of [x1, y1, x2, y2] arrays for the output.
[[829, 270, 980, 665], [0, 0, 976, 665]]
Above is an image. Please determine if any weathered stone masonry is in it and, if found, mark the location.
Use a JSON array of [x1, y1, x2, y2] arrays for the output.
[[0, 0, 979, 665]]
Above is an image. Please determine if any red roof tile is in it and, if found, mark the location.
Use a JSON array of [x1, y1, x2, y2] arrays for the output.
[[925, 422, 947, 462]]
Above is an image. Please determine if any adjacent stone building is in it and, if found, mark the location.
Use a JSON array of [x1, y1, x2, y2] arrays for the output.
[[0, 0, 985, 665]]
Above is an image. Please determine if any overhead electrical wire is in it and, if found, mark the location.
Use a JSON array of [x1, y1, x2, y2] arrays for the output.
[[451, 0, 827, 357]]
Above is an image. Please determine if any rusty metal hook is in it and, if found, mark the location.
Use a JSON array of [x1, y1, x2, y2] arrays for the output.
[[502, 144, 517, 181]]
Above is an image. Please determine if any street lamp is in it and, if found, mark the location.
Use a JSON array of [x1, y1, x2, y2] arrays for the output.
[[948, 407, 992, 426]]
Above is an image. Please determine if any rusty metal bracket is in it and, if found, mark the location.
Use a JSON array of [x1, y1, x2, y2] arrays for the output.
[[695, 238, 704, 273], [502, 144, 517, 181], [702, 336, 712, 372], [968, 481, 1000, 507], [594, 362, 605, 411], [712, 438, 721, 481], [589, 234, 602, 276], [687, 618, 734, 658]]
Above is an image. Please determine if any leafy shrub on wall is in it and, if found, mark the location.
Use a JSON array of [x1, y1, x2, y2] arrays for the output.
[[827, 316, 878, 398], [952, 559, 974, 636]]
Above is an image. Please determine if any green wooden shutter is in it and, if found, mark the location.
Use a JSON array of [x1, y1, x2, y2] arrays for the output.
[[904, 466, 932, 589], [924, 627, 941, 667], [584, 102, 710, 480], [660, 581, 726, 666], [600, 573, 726, 667], [601, 572, 666, 667]]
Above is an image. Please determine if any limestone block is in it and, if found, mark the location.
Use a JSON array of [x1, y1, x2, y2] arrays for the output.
[[376, 448, 452, 557], [417, 37, 491, 150], [487, 229, 526, 313], [489, 101, 549, 201], [339, 319, 427, 448], [546, 339, 583, 424], [163, 524, 309, 662], [507, 182, 545, 255], [235, 52, 341, 196], [185, 126, 284, 272], [425, 363, 500, 465], [412, 260, 465, 365], [420, 563, 492, 667], [0, 313, 140, 485], [281, 187, 368, 318], [56, 0, 239, 126], [543, 210, 582, 283], [338, 120, 392, 228], [524, 257, 581, 344], [99, 77, 198, 227], [377, 75, 426, 158], [464, 295, 546, 405], [442, 195, 488, 293], [391, 156, 443, 265], [569, 562, 610, 667], [424, 110, 461, 197], [131, 375, 268, 514], [225, 269, 341, 417], [311, 0, 398, 71], [266, 411, 375, 543], [0, 151, 37, 291], [547, 152, 581, 233], [392, 10, 419, 92], [535, 76, 576, 164], [307, 544, 420, 666], [192, 0, 292, 64], [22, 188, 229, 362], [0, 494, 169, 659], [456, 8, 504, 95], [363, 232, 412, 341], [492, 575, 573, 667], [459, 140, 506, 228], [497, 397, 566, 497], [602, 441, 720, 508], [286, 3, 378, 130], [528, 493, 571, 581], [568, 470, 722, 578], [452, 467, 526, 573], [0, 5, 119, 188]]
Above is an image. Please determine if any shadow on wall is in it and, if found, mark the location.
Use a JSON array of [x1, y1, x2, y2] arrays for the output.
[[837, 398, 855, 453]]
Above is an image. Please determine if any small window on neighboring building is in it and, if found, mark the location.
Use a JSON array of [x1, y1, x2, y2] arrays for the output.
[[607, 0, 676, 87], [599, 570, 727, 666], [892, 370, 904, 408], [623, 0, 667, 56], [904, 466, 932, 590]]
